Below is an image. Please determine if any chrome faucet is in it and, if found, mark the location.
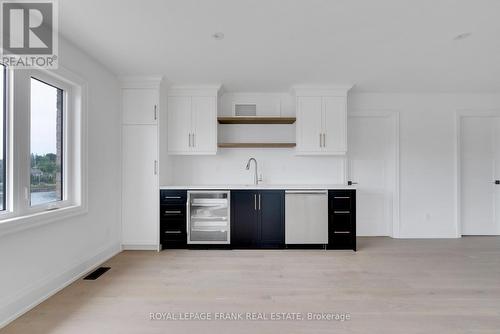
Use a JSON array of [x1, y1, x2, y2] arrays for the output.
[[245, 158, 259, 185]]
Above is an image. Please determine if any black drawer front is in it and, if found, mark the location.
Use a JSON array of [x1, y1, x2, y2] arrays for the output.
[[161, 220, 186, 233], [161, 229, 186, 240], [160, 190, 187, 205], [160, 204, 186, 220], [329, 191, 353, 211], [329, 213, 353, 231], [160, 219, 187, 249]]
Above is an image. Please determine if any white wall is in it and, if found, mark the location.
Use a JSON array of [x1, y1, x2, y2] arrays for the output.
[[168, 149, 345, 185], [0, 38, 121, 327], [160, 91, 500, 239], [350, 93, 500, 238]]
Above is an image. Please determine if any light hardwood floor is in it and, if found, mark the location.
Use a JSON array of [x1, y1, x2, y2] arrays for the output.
[[3, 237, 500, 334]]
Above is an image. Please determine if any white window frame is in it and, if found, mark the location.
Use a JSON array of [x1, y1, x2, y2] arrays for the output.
[[28, 72, 72, 212], [0, 66, 88, 237], [0, 64, 10, 214]]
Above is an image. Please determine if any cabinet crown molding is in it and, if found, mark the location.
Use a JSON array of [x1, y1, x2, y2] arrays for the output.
[[120, 75, 163, 89], [167, 84, 222, 97], [292, 85, 354, 97]]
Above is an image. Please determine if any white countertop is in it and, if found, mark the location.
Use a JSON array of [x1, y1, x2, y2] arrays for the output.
[[160, 184, 355, 190]]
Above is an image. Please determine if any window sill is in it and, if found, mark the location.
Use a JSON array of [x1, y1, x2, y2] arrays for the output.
[[0, 205, 87, 238]]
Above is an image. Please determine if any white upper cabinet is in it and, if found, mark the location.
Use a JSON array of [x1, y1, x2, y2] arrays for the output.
[[322, 96, 347, 153], [122, 88, 159, 125], [191, 96, 217, 153], [167, 86, 220, 155], [296, 96, 323, 153], [294, 86, 352, 155], [167, 96, 191, 154]]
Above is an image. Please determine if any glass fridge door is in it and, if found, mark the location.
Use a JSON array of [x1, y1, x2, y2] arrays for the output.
[[188, 191, 230, 244]]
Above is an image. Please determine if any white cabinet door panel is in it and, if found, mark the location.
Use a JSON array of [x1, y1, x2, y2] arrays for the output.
[[323, 96, 347, 153], [122, 89, 158, 125], [122, 125, 158, 245], [167, 96, 192, 153], [296, 96, 322, 153], [191, 96, 217, 153]]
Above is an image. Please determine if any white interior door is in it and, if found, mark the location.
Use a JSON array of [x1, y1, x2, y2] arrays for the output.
[[461, 116, 500, 235], [348, 113, 398, 236], [122, 125, 158, 245], [191, 96, 217, 153]]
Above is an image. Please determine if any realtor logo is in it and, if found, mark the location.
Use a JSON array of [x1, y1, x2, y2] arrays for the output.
[[1, 0, 58, 68]]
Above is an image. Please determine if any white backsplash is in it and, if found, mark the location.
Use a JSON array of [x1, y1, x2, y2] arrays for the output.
[[166, 149, 345, 185]]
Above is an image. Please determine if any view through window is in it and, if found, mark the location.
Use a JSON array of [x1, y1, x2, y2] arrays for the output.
[[30, 78, 63, 206], [0, 65, 5, 211]]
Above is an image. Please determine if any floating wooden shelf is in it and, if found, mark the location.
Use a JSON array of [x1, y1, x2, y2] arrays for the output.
[[217, 117, 296, 124], [218, 143, 296, 148]]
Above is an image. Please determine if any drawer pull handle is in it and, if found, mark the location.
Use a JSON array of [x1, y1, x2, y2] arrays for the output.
[[334, 211, 350, 214], [165, 210, 182, 214], [334, 231, 351, 234], [165, 231, 182, 234], [165, 196, 181, 199], [334, 196, 350, 199]]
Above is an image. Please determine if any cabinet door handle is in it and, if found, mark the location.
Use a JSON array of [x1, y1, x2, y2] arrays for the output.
[[334, 196, 350, 199], [334, 211, 350, 214], [154, 105, 158, 120], [334, 231, 351, 234], [165, 230, 182, 234], [258, 194, 261, 211], [319, 133, 322, 147], [323, 133, 326, 147], [154, 160, 158, 175], [165, 210, 181, 214], [193, 133, 196, 147], [254, 194, 257, 211], [165, 196, 181, 199]]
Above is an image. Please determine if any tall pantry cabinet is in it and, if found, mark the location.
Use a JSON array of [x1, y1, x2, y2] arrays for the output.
[[121, 77, 162, 250]]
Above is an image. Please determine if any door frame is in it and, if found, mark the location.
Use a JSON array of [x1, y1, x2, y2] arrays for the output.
[[455, 109, 500, 237], [346, 110, 400, 238]]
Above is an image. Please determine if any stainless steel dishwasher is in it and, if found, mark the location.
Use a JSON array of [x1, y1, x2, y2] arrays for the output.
[[285, 190, 328, 244]]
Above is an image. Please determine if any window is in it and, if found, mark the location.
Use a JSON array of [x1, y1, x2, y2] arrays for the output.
[[0, 67, 86, 231], [0, 65, 6, 211], [30, 78, 64, 206]]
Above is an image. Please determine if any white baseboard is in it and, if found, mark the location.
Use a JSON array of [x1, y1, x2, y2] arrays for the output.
[[122, 244, 158, 250], [0, 243, 122, 329]]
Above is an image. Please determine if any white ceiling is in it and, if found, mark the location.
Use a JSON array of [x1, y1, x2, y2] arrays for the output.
[[59, 0, 500, 92]]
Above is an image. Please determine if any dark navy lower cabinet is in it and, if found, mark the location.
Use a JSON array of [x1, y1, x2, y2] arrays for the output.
[[160, 188, 355, 251], [160, 190, 187, 249], [230, 190, 259, 248], [328, 190, 356, 251], [231, 190, 285, 249], [258, 190, 285, 248]]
